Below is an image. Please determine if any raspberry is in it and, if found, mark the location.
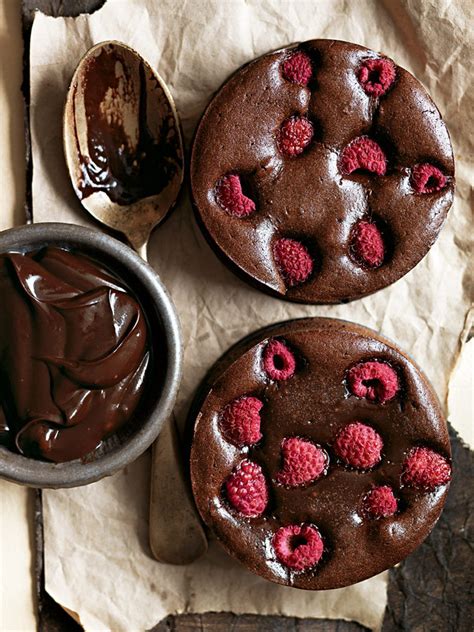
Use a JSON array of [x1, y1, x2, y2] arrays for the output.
[[273, 238, 313, 286], [402, 447, 451, 489], [411, 164, 447, 193], [278, 116, 314, 157], [263, 339, 296, 381], [282, 51, 312, 85], [334, 422, 383, 469], [220, 396, 263, 447], [363, 486, 398, 518], [276, 437, 327, 487], [273, 524, 324, 570], [340, 137, 387, 176], [351, 220, 385, 267], [347, 361, 399, 403], [225, 460, 268, 517], [215, 174, 256, 217], [358, 58, 396, 97]]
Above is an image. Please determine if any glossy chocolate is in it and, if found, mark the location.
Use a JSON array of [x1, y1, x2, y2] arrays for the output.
[[73, 45, 181, 205], [190, 40, 455, 303], [0, 247, 150, 463], [190, 318, 451, 589]]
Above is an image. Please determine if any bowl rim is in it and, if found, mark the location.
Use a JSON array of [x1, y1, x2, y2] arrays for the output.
[[0, 222, 183, 488]]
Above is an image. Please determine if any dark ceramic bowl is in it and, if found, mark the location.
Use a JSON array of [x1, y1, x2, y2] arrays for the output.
[[0, 223, 182, 488]]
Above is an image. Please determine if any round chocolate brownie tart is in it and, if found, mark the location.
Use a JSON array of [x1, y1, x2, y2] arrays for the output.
[[190, 318, 451, 589], [190, 40, 455, 303]]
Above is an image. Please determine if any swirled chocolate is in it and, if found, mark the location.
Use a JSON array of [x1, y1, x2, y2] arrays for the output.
[[0, 247, 150, 463], [70, 43, 182, 206]]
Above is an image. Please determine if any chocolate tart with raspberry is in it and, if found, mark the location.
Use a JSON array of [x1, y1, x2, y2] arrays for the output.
[[189, 318, 451, 589], [190, 40, 455, 304]]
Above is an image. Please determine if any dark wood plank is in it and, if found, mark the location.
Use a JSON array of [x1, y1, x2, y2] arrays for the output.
[[150, 613, 368, 632], [22, 0, 106, 23], [382, 426, 474, 632]]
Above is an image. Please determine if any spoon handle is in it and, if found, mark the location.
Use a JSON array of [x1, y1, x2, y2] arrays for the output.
[[135, 241, 149, 262], [149, 415, 208, 564], [132, 239, 207, 564]]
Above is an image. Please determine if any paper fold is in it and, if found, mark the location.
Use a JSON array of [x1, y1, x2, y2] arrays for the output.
[[28, 1, 472, 630]]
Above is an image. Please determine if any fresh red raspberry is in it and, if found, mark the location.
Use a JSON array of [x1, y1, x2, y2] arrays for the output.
[[340, 137, 387, 176], [334, 422, 383, 469], [273, 238, 313, 286], [225, 460, 268, 517], [358, 58, 396, 97], [215, 174, 256, 217], [276, 437, 327, 487], [347, 361, 399, 403], [273, 524, 324, 570], [282, 51, 312, 85], [411, 164, 447, 193], [278, 116, 314, 157], [402, 447, 451, 489], [263, 339, 296, 381], [220, 396, 263, 447], [363, 485, 398, 518], [351, 220, 385, 267]]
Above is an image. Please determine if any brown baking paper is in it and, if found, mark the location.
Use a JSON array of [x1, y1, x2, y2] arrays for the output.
[[29, 0, 472, 630]]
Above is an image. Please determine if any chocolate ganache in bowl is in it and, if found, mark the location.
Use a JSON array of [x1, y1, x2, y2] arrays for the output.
[[0, 247, 149, 462], [0, 224, 182, 487]]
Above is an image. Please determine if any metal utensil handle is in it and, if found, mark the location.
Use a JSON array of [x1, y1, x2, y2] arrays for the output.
[[134, 242, 207, 564]]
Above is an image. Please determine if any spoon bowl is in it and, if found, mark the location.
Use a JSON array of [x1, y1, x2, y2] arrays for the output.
[[64, 40, 184, 253], [64, 41, 207, 563]]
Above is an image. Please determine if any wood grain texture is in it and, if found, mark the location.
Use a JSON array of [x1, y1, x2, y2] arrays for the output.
[[22, 0, 106, 24], [149, 613, 368, 632], [0, 0, 26, 230], [382, 426, 474, 632]]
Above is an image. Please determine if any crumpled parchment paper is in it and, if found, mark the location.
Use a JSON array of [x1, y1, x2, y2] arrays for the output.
[[29, 1, 472, 630]]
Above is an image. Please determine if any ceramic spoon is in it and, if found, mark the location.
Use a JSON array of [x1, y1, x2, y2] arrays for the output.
[[64, 40, 207, 564]]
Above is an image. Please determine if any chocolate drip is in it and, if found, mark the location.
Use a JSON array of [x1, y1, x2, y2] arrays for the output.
[[75, 46, 179, 205]]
